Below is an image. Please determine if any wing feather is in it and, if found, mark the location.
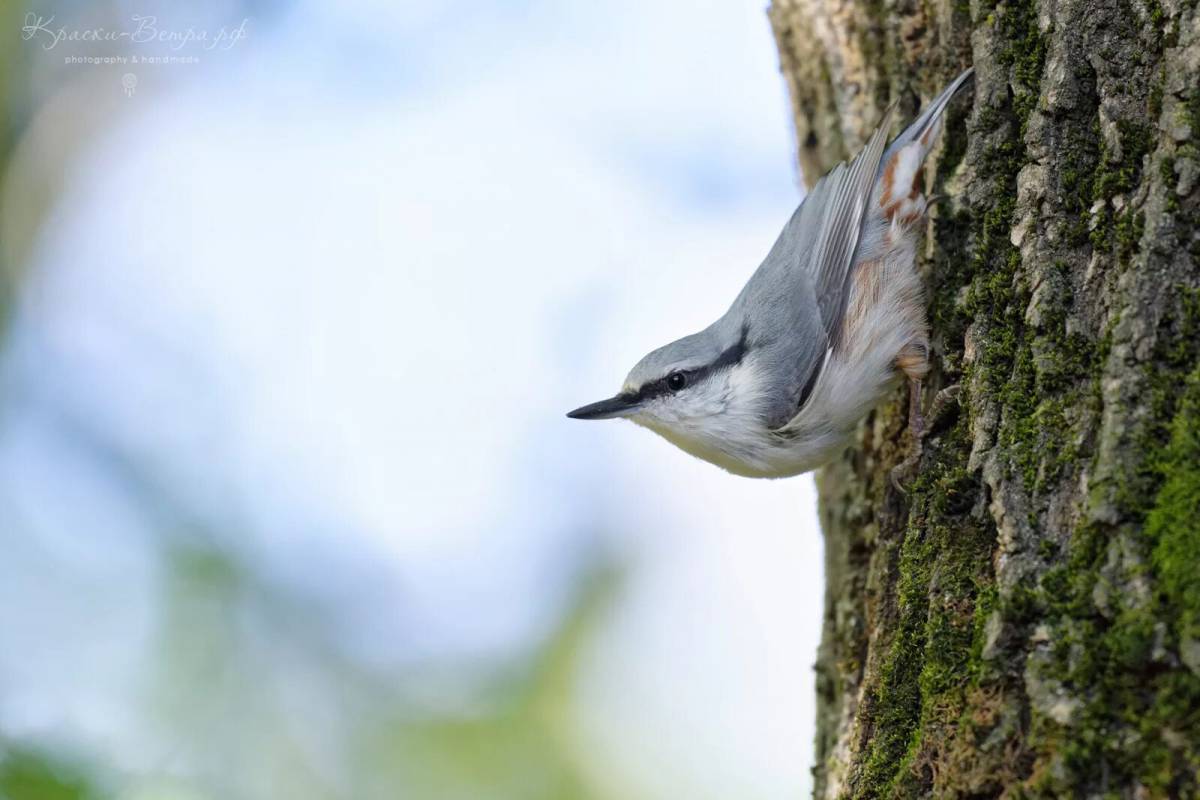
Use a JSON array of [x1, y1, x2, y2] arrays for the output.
[[804, 104, 894, 349], [721, 104, 896, 430]]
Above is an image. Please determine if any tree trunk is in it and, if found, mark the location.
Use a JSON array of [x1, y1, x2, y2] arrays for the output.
[[768, 0, 1200, 796]]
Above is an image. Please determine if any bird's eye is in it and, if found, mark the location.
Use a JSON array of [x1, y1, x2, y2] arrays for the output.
[[667, 371, 687, 392]]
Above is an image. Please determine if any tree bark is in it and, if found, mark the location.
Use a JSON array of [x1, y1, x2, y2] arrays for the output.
[[769, 0, 1200, 796]]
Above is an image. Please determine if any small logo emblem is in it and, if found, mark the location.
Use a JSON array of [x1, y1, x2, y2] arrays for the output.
[[121, 73, 138, 97]]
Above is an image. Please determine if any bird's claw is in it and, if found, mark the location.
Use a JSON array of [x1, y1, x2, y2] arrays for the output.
[[891, 383, 962, 494], [926, 383, 963, 428], [891, 452, 920, 494]]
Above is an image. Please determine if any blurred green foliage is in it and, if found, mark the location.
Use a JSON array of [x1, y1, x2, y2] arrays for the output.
[[0, 749, 107, 800], [1, 536, 620, 800]]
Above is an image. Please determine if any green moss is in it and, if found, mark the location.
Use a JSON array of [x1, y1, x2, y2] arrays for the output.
[[1147, 0, 1166, 30], [853, 432, 997, 797], [1112, 289, 1200, 516], [992, 0, 1047, 131], [1114, 210, 1145, 262], [1061, 129, 1104, 247], [816, 0, 1200, 791], [1095, 121, 1153, 199], [1149, 370, 1200, 639], [1090, 117, 1156, 261], [847, 4, 1055, 792], [852, 41, 1107, 779], [1161, 155, 1180, 214], [1149, 70, 1165, 120], [1019, 289, 1200, 797]]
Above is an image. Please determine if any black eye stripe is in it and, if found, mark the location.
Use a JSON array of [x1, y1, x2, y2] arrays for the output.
[[631, 326, 749, 402]]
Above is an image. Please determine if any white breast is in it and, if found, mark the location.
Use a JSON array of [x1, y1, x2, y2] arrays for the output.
[[761, 219, 928, 477]]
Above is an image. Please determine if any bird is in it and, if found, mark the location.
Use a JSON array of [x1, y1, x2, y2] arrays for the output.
[[567, 68, 974, 480]]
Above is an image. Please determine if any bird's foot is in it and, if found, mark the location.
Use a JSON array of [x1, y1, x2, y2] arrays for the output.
[[890, 454, 920, 493], [890, 383, 962, 494], [926, 383, 963, 428]]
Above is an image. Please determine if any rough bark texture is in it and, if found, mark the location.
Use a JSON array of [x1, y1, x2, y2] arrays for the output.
[[769, 0, 1200, 796]]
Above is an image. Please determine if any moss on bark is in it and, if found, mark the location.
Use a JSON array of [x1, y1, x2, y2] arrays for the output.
[[771, 0, 1200, 795]]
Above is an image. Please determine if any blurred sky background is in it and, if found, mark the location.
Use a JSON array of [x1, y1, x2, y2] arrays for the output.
[[0, 1, 824, 798]]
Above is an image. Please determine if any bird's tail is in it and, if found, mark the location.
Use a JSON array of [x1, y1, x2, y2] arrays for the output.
[[879, 67, 975, 170], [872, 68, 973, 223]]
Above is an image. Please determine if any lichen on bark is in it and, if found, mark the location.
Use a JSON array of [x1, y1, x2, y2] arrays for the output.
[[770, 0, 1200, 795]]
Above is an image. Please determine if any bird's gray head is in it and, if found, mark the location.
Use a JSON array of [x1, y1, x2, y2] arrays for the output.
[[567, 324, 757, 453]]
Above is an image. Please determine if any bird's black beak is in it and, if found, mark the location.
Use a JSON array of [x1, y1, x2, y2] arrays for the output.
[[566, 394, 639, 420]]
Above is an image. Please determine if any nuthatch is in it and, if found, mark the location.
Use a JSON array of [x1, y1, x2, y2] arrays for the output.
[[568, 69, 974, 479]]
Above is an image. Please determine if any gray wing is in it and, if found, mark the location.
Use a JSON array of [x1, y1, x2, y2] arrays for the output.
[[724, 106, 894, 428], [800, 104, 894, 348]]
